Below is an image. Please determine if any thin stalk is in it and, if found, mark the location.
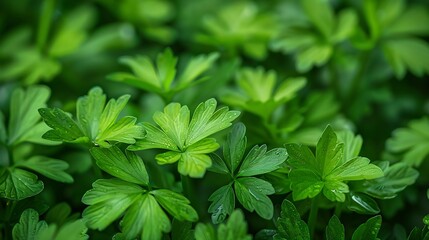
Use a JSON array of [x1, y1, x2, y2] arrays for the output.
[[180, 174, 192, 198], [334, 202, 343, 218], [329, 60, 341, 100], [91, 156, 103, 179], [37, 0, 56, 52], [344, 50, 372, 109], [308, 196, 320, 238]]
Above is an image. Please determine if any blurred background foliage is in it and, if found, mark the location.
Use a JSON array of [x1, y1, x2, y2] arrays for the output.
[[1, 0, 429, 239]]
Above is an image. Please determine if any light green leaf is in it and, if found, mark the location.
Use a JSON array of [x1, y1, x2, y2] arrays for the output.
[[38, 108, 87, 143], [289, 169, 324, 201], [120, 194, 171, 240], [151, 189, 198, 222], [234, 177, 274, 220], [40, 87, 143, 146], [187, 98, 240, 146], [287, 126, 383, 202], [302, 0, 334, 38], [208, 184, 235, 224], [81, 179, 143, 230], [131, 98, 239, 178], [15, 156, 73, 183], [8, 85, 50, 145], [90, 146, 149, 185], [176, 52, 219, 88], [130, 122, 178, 151], [384, 7, 429, 37], [195, 223, 216, 240], [327, 157, 384, 181], [273, 199, 310, 240], [36, 219, 88, 240], [337, 130, 363, 164], [238, 145, 287, 177], [153, 103, 190, 149], [224, 122, 247, 174], [387, 117, 429, 167], [316, 126, 343, 178], [178, 150, 212, 178], [332, 9, 357, 42], [0, 168, 43, 200], [12, 209, 48, 240], [383, 38, 429, 78], [352, 215, 382, 240], [326, 215, 345, 240]]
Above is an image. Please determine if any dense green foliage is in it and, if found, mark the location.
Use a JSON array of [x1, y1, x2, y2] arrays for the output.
[[1, 0, 429, 239]]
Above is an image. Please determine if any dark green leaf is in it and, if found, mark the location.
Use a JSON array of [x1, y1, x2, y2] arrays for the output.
[[81, 179, 143, 230], [347, 192, 380, 214], [208, 184, 235, 224], [224, 122, 247, 174], [12, 208, 48, 240], [38, 108, 86, 143], [326, 215, 345, 240], [234, 177, 274, 219], [217, 209, 252, 240], [15, 156, 73, 183], [171, 219, 194, 240], [352, 215, 382, 240], [0, 168, 43, 200], [90, 146, 149, 185], [237, 145, 287, 177], [151, 189, 198, 222], [273, 199, 310, 240], [36, 219, 89, 240], [195, 223, 216, 240]]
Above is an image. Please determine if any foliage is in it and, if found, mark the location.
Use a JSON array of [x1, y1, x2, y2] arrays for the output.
[[0, 0, 428, 239]]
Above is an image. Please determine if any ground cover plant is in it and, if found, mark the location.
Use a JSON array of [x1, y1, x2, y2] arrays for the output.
[[1, 0, 429, 239]]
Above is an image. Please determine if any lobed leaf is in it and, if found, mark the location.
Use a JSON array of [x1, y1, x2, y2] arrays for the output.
[[274, 199, 310, 240], [12, 208, 48, 240]]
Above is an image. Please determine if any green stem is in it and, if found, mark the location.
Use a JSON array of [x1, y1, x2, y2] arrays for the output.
[[334, 203, 343, 218], [329, 60, 341, 100], [308, 196, 320, 238], [37, 0, 56, 52], [180, 174, 192, 198], [91, 156, 103, 179], [344, 50, 372, 109]]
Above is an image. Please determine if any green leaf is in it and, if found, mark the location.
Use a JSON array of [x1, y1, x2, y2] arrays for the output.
[[109, 49, 218, 99], [224, 122, 247, 174], [120, 194, 171, 240], [387, 117, 429, 167], [0, 168, 44, 200], [347, 192, 380, 215], [8, 85, 50, 145], [81, 179, 144, 230], [218, 209, 252, 240], [171, 219, 194, 240], [273, 199, 310, 240], [40, 87, 144, 146], [90, 146, 149, 185], [195, 223, 216, 240], [38, 108, 87, 143], [337, 130, 363, 164], [12, 208, 48, 240], [151, 189, 198, 222], [301, 0, 334, 38], [76, 87, 106, 140], [384, 6, 429, 37], [352, 215, 382, 240], [326, 215, 345, 240], [383, 38, 429, 78], [36, 219, 89, 240], [234, 177, 275, 220], [45, 202, 72, 226], [355, 161, 418, 199], [237, 145, 287, 177], [286, 126, 383, 202], [208, 184, 235, 224], [131, 98, 239, 178], [187, 98, 240, 145], [15, 156, 73, 183]]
